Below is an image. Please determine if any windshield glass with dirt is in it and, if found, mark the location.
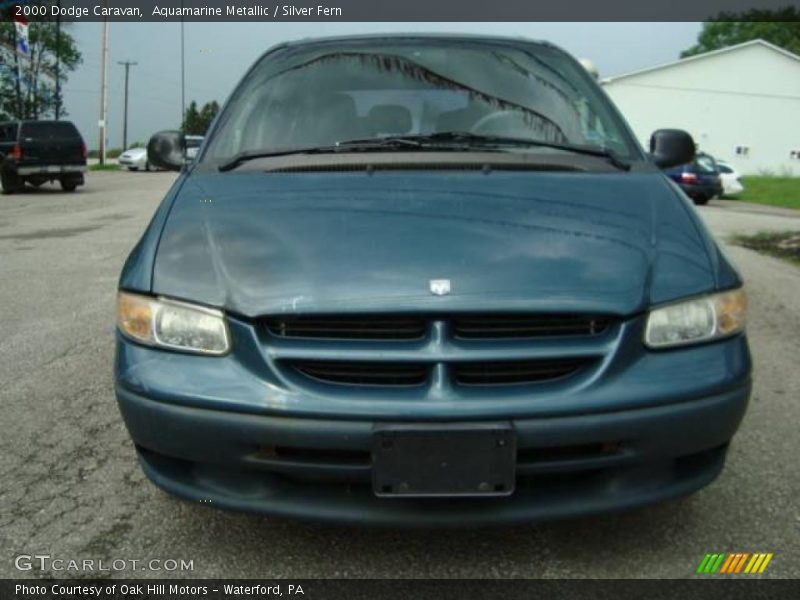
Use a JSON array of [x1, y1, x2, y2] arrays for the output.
[[202, 39, 640, 164]]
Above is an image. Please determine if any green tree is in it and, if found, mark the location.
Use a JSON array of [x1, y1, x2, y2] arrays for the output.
[[199, 100, 220, 131], [181, 101, 202, 133], [681, 8, 800, 58], [182, 100, 219, 135], [0, 10, 82, 120]]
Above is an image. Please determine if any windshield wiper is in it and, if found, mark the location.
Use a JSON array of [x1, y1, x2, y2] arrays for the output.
[[350, 132, 632, 171], [218, 132, 631, 172], [219, 145, 342, 172], [217, 137, 471, 171]]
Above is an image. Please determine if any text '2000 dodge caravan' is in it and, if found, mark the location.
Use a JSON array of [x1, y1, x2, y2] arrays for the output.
[[115, 35, 750, 526]]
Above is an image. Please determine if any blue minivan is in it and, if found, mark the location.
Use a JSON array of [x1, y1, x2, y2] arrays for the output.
[[115, 35, 750, 525]]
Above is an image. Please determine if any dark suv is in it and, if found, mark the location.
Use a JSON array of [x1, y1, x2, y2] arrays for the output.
[[0, 120, 87, 194]]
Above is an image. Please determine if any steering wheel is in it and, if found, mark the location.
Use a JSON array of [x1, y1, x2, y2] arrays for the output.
[[470, 110, 529, 136]]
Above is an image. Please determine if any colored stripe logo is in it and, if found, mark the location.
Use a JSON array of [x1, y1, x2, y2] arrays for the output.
[[696, 552, 773, 574]]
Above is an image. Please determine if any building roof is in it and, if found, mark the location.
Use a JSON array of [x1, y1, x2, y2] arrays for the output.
[[602, 39, 800, 84]]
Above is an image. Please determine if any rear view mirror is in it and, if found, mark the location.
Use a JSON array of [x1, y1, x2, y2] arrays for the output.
[[649, 129, 695, 169], [147, 130, 185, 171]]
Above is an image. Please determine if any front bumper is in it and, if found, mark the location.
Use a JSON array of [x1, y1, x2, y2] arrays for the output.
[[119, 384, 748, 526], [118, 157, 144, 167], [115, 323, 751, 525]]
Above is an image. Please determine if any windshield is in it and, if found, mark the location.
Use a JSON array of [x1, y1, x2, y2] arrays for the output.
[[696, 154, 718, 173], [20, 121, 79, 140], [203, 38, 640, 165]]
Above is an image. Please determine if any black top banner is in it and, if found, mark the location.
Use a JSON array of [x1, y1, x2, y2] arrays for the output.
[[5, 0, 800, 22]]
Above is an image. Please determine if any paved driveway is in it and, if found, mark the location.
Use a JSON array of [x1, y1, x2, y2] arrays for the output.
[[1, 173, 798, 578]]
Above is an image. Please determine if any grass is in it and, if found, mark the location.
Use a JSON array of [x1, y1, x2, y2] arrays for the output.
[[737, 176, 800, 210], [731, 231, 800, 266]]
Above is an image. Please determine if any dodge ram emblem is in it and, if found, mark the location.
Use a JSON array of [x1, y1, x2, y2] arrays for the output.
[[429, 279, 451, 296]]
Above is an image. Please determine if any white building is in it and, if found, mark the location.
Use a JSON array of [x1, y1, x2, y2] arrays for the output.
[[602, 39, 800, 176]]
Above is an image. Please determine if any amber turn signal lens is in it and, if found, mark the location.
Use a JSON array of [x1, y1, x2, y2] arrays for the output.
[[117, 292, 155, 343], [715, 288, 747, 336]]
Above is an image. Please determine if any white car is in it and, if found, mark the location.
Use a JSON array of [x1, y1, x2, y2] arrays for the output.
[[118, 147, 152, 171], [119, 135, 203, 171], [717, 161, 744, 197], [185, 135, 203, 160]]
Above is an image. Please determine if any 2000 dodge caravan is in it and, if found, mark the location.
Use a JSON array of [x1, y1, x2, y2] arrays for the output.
[[114, 35, 751, 525]]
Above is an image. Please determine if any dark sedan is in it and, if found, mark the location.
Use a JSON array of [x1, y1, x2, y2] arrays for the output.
[[115, 35, 750, 526], [664, 152, 724, 205]]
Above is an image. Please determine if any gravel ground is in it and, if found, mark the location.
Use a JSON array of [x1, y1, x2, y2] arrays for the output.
[[0, 172, 798, 579]]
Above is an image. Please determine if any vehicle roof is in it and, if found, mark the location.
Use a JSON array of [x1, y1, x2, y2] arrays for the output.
[[0, 119, 76, 125], [280, 32, 553, 47], [266, 33, 561, 57]]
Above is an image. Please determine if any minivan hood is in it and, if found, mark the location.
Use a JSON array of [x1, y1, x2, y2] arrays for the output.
[[152, 171, 715, 317]]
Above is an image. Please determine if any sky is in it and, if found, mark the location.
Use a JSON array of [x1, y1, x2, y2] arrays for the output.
[[61, 22, 703, 150]]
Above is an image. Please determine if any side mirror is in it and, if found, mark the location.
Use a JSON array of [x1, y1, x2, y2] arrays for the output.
[[649, 129, 695, 169], [147, 130, 185, 171]]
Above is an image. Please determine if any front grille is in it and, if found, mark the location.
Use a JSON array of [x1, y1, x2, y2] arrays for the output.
[[289, 360, 429, 387], [265, 313, 613, 341], [452, 314, 611, 339], [266, 313, 613, 391], [265, 315, 426, 341], [453, 359, 590, 386], [285, 358, 592, 387]]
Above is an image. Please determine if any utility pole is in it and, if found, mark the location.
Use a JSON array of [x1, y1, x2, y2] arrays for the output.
[[98, 8, 109, 165], [180, 4, 185, 131], [117, 60, 137, 150], [55, 0, 61, 119]]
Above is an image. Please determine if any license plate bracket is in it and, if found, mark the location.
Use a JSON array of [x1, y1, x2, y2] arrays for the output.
[[372, 424, 515, 497]]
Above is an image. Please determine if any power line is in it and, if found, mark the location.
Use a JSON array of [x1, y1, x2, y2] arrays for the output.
[[117, 60, 137, 149]]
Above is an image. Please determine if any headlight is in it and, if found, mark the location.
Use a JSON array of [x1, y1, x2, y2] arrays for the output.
[[644, 288, 747, 349], [117, 291, 230, 355]]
